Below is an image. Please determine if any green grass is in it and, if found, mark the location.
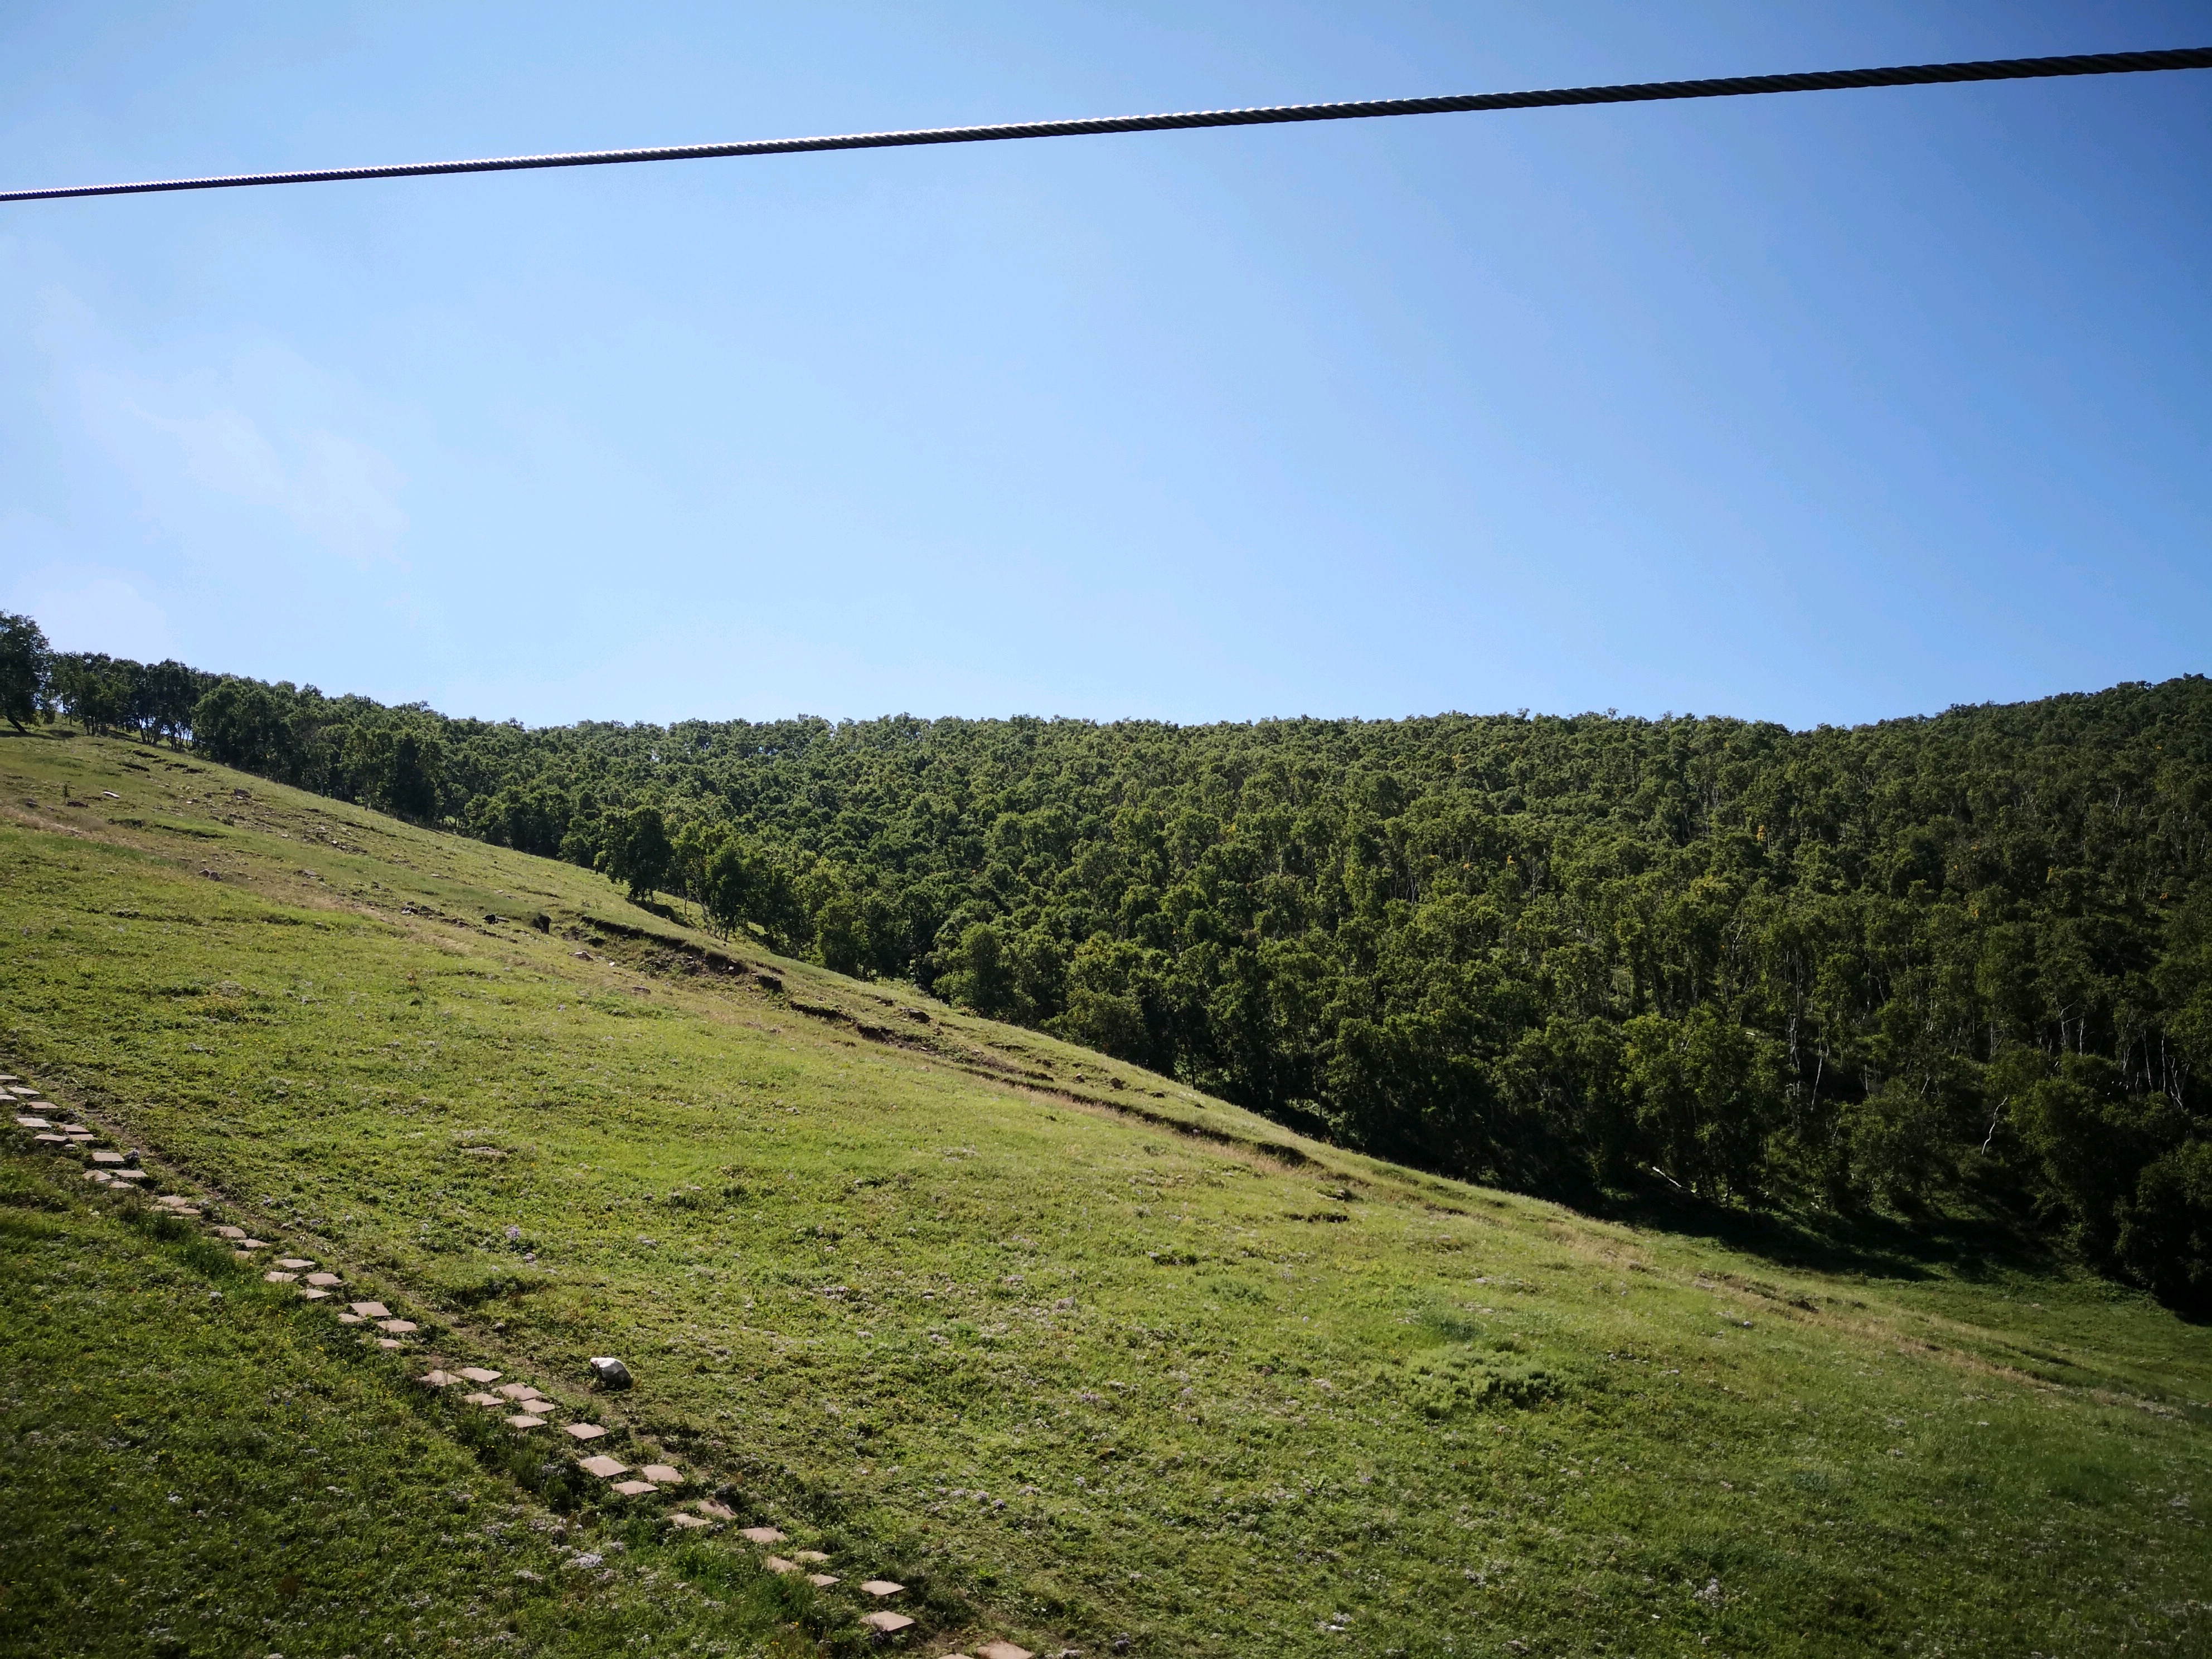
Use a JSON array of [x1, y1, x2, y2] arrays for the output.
[[3, 727, 2210, 1658], [0, 1149, 830, 1658]]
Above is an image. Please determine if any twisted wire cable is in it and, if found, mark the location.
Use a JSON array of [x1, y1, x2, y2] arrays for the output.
[[4, 45, 2208, 205]]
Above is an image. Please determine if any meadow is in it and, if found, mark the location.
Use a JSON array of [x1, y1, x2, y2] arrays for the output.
[[3, 727, 2208, 1658]]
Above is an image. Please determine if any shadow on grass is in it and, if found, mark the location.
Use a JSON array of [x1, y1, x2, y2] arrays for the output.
[[1587, 1182, 2067, 1289]]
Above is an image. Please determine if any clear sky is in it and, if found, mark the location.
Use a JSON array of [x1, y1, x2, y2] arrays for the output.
[[2, 2, 2206, 730]]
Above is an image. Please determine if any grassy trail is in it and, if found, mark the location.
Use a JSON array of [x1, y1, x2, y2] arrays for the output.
[[2, 729, 2208, 1657]]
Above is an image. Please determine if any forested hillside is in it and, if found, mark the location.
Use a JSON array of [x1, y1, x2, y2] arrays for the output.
[[9, 614, 2209, 1306]]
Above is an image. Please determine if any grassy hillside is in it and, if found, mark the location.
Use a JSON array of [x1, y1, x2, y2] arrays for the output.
[[3, 727, 2209, 1658], [42, 645, 2212, 1306]]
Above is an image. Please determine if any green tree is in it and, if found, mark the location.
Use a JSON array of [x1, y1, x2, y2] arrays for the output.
[[0, 613, 52, 732], [599, 804, 673, 899]]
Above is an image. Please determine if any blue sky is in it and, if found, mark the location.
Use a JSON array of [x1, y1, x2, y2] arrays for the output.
[[2, 2, 2206, 730]]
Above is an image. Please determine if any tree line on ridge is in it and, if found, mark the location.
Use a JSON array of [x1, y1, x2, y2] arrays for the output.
[[4, 610, 2208, 1308]]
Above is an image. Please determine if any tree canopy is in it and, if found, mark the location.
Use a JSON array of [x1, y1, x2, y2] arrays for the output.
[[0, 612, 54, 732]]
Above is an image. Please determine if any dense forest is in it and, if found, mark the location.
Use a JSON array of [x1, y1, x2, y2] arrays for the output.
[[7, 612, 2209, 1307]]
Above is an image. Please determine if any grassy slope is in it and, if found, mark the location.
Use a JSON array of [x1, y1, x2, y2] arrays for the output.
[[0, 1153, 822, 1658], [3, 729, 2209, 1658]]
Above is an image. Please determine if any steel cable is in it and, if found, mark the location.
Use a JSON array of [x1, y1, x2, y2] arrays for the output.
[[4, 45, 2208, 205]]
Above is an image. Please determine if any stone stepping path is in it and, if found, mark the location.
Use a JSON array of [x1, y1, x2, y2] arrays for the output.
[[727, 1522, 956, 1642], [15, 1087, 1022, 1656]]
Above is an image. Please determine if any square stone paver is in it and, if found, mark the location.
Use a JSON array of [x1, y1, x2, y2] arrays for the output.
[[670, 1512, 711, 1530], [213, 1225, 246, 1239], [82, 1169, 110, 1182], [379, 1320, 418, 1335], [375, 1338, 406, 1351], [299, 1288, 331, 1301], [642, 1464, 681, 1485], [738, 1526, 785, 1545], [12, 1116, 49, 1129], [232, 1240, 267, 1251], [275, 1257, 315, 1270], [978, 1643, 1035, 1659], [859, 1612, 915, 1634], [696, 1500, 736, 1521], [420, 1370, 459, 1388], [348, 1302, 390, 1318], [807, 1573, 838, 1588], [458, 1367, 501, 1384], [91, 1151, 125, 1165], [497, 1383, 541, 1400], [263, 1271, 298, 1284], [109, 1170, 149, 1183], [579, 1456, 628, 1479], [612, 1479, 658, 1497], [763, 1556, 798, 1574], [336, 1313, 365, 1325], [305, 1272, 342, 1287], [506, 1413, 548, 1430], [463, 1392, 504, 1407], [34, 1134, 68, 1144], [861, 1580, 905, 1599], [563, 1423, 608, 1443]]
